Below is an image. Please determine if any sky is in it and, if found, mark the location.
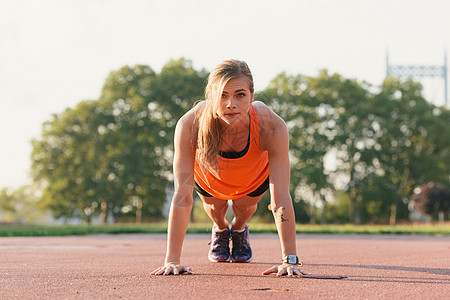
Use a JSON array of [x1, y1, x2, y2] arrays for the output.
[[0, 0, 449, 189]]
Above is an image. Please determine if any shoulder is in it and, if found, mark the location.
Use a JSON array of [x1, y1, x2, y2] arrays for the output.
[[176, 100, 207, 134], [253, 101, 286, 126], [177, 101, 205, 127], [253, 101, 287, 137], [175, 101, 205, 149], [252, 101, 288, 152]]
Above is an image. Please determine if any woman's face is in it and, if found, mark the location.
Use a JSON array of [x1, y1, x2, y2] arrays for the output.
[[215, 76, 254, 126]]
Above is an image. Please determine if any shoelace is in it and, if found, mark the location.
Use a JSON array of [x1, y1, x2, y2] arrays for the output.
[[232, 231, 248, 247], [208, 232, 230, 247]]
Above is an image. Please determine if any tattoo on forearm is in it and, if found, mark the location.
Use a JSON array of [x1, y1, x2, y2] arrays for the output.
[[275, 207, 289, 223]]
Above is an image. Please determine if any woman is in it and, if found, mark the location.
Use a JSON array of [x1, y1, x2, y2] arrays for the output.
[[151, 59, 308, 276]]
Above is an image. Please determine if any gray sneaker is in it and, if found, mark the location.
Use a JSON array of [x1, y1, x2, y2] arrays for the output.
[[231, 225, 253, 263], [208, 227, 231, 262]]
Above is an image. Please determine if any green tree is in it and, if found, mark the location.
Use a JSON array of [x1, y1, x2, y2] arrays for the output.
[[98, 64, 164, 222], [98, 59, 207, 222], [301, 71, 372, 224], [31, 59, 207, 222], [31, 100, 120, 222], [367, 77, 450, 224]]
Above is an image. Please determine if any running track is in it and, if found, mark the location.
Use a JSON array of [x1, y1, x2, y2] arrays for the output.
[[1, 233, 449, 299]]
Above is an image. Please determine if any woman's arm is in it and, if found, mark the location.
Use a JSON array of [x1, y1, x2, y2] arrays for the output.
[[151, 110, 197, 275], [256, 103, 309, 276], [267, 118, 297, 258]]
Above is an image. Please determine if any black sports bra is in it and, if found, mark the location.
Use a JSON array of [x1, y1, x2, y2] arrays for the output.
[[219, 135, 250, 159]]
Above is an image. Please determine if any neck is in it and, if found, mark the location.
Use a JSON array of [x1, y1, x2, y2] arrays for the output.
[[219, 114, 250, 134]]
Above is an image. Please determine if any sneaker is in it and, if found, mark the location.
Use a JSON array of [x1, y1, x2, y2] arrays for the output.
[[208, 227, 231, 262], [231, 225, 253, 263]]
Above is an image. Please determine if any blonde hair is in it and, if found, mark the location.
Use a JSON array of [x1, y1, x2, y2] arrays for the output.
[[196, 59, 254, 171]]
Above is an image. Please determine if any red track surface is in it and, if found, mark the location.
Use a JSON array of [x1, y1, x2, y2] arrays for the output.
[[1, 233, 449, 299]]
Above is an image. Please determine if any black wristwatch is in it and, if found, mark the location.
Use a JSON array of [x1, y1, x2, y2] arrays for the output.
[[282, 255, 302, 266]]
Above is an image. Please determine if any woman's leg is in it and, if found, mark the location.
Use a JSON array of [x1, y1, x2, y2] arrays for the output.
[[198, 193, 264, 263], [199, 195, 230, 230], [228, 195, 263, 262], [230, 195, 263, 231], [199, 194, 264, 230], [198, 194, 232, 262]]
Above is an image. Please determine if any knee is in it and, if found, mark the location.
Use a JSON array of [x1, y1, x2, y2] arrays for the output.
[[232, 201, 257, 213], [203, 199, 228, 211]]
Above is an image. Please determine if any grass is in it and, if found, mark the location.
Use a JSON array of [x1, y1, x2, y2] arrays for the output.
[[0, 222, 449, 237]]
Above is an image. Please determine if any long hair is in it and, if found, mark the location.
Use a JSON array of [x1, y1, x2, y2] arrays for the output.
[[196, 59, 254, 171]]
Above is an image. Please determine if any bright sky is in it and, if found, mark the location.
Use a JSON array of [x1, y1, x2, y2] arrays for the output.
[[1, 0, 449, 189]]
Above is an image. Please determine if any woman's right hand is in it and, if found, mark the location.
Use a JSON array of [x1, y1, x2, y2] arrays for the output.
[[150, 262, 192, 276]]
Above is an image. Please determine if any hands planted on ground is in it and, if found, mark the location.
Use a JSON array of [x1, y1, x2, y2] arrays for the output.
[[150, 262, 192, 276], [262, 263, 310, 277], [151, 263, 310, 276]]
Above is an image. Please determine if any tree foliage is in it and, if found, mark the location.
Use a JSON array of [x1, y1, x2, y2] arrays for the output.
[[260, 71, 449, 224], [31, 59, 207, 223]]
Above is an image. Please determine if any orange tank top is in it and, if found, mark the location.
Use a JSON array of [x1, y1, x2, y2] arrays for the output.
[[194, 105, 269, 200]]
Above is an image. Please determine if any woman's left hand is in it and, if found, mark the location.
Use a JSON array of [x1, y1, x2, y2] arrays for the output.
[[262, 263, 310, 277]]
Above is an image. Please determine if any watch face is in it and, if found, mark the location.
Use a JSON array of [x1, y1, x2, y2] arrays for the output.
[[284, 255, 298, 264], [287, 255, 297, 264]]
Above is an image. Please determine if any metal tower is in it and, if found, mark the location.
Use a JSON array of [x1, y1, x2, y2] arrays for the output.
[[386, 51, 448, 107]]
